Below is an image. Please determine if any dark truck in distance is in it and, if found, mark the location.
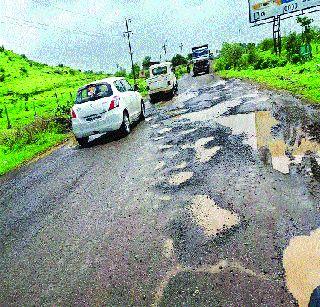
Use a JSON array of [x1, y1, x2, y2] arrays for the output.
[[192, 44, 210, 76]]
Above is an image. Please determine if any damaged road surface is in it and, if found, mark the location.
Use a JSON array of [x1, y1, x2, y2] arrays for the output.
[[1, 74, 320, 306]]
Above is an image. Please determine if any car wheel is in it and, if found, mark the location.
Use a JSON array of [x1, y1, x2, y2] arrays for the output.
[[77, 136, 89, 148], [139, 100, 145, 121], [120, 112, 131, 136], [150, 94, 157, 104]]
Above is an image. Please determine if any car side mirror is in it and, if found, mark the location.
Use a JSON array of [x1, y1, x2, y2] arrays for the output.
[[134, 84, 139, 91]]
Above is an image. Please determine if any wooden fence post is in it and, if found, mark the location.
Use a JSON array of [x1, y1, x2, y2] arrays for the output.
[[4, 104, 12, 129]]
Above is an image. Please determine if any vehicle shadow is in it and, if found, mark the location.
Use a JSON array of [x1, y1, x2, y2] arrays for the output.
[[76, 121, 143, 149]]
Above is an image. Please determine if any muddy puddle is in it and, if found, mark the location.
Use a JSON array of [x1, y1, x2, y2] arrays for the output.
[[283, 228, 320, 307], [180, 105, 320, 175], [255, 111, 320, 175], [189, 195, 240, 237]]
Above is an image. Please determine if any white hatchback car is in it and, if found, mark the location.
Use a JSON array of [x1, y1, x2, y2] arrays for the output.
[[71, 77, 145, 147]]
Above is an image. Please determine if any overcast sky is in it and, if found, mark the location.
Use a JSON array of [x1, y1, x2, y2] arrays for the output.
[[0, 0, 319, 72]]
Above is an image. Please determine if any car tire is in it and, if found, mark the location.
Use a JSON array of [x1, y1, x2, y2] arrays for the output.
[[149, 94, 156, 104], [119, 111, 131, 136], [139, 100, 145, 121], [77, 136, 89, 148]]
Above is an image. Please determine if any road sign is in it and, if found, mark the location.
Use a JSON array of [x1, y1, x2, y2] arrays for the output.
[[248, 0, 320, 23]]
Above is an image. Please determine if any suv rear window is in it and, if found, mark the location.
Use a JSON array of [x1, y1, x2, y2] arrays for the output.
[[152, 66, 167, 76], [75, 83, 113, 104]]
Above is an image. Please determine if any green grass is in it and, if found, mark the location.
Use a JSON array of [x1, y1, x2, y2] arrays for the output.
[[0, 131, 67, 176], [0, 48, 110, 175], [217, 43, 320, 104]]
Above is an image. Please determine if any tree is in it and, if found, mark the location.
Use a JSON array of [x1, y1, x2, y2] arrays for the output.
[[258, 38, 274, 51], [285, 32, 302, 63], [115, 69, 126, 77], [142, 56, 151, 70], [297, 16, 313, 45], [171, 54, 187, 67], [219, 43, 245, 69]]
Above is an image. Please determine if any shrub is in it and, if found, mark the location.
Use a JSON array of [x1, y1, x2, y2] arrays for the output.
[[0, 74, 5, 82], [258, 38, 274, 51], [286, 32, 302, 63], [219, 42, 245, 69], [115, 70, 126, 77], [214, 57, 229, 71], [0, 45, 4, 52], [20, 67, 28, 75], [171, 54, 188, 67]]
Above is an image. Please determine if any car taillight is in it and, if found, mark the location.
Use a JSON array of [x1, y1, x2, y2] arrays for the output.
[[109, 96, 120, 111], [71, 108, 77, 119]]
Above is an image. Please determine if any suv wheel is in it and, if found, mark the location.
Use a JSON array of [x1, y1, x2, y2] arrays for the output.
[[120, 112, 131, 136], [77, 136, 89, 148]]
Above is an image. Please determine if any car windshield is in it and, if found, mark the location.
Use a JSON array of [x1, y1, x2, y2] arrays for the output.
[[75, 83, 113, 104], [192, 49, 209, 58], [152, 66, 167, 76]]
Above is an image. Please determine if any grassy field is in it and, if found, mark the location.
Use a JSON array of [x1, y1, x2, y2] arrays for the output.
[[217, 42, 320, 105], [0, 48, 149, 176]]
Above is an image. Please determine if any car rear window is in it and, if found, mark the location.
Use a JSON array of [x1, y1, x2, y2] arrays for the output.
[[152, 66, 167, 76], [75, 83, 113, 104]]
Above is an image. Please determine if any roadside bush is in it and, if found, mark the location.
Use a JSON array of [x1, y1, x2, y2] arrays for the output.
[[0, 45, 4, 52], [214, 57, 229, 71], [0, 74, 5, 82], [0, 117, 69, 150], [171, 54, 188, 67], [258, 38, 274, 51], [219, 42, 245, 69], [115, 69, 126, 77], [286, 32, 302, 63]]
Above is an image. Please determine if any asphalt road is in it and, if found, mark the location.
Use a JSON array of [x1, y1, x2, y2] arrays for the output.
[[1, 74, 320, 306]]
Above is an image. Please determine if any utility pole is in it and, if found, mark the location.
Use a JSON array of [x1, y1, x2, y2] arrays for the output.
[[179, 43, 183, 53], [123, 18, 136, 87], [162, 40, 168, 57]]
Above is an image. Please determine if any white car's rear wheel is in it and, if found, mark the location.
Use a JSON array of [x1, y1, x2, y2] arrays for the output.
[[139, 100, 145, 121], [77, 136, 89, 148], [120, 112, 131, 136]]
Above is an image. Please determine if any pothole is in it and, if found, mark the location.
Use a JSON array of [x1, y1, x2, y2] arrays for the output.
[[189, 195, 240, 237], [169, 172, 193, 186], [155, 161, 165, 171], [163, 239, 174, 259], [158, 127, 172, 135], [283, 228, 320, 307], [174, 161, 187, 170], [195, 137, 221, 163], [181, 138, 221, 163]]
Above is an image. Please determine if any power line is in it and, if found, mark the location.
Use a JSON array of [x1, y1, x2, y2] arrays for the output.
[[2, 15, 105, 39], [32, 0, 103, 22]]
